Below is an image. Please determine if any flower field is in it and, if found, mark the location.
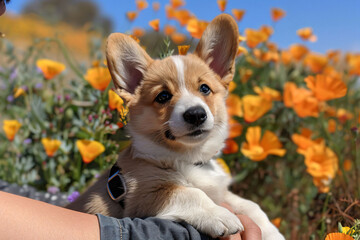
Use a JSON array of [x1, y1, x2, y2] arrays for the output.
[[1, 0, 360, 239]]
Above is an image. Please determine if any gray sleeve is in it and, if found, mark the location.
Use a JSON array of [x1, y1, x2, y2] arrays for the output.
[[96, 214, 213, 240]]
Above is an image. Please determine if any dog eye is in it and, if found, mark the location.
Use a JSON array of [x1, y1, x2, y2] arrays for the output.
[[199, 84, 211, 95], [155, 91, 172, 104]]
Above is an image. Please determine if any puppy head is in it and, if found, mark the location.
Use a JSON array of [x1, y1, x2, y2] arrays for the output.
[[106, 14, 239, 164]]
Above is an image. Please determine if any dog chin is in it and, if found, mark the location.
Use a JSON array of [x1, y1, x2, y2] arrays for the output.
[[165, 129, 211, 145]]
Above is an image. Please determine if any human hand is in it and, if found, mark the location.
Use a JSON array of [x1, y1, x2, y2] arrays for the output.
[[220, 203, 262, 240]]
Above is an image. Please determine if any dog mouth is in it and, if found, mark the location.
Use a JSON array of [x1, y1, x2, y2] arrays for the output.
[[165, 129, 209, 141]]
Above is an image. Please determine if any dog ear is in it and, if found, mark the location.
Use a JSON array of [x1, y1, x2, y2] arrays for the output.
[[106, 33, 153, 103], [194, 14, 239, 87]]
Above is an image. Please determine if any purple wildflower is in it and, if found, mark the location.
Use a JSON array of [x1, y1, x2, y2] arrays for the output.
[[58, 107, 64, 113], [88, 115, 93, 122], [47, 186, 60, 194], [10, 69, 17, 80], [34, 83, 43, 89], [65, 94, 71, 101], [7, 95, 14, 103], [23, 138, 32, 144], [67, 191, 80, 203]]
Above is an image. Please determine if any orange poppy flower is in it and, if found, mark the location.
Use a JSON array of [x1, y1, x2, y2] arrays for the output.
[[304, 53, 328, 73], [260, 25, 274, 38], [297, 27, 317, 42], [271, 218, 281, 228], [149, 19, 160, 31], [226, 94, 243, 118], [237, 46, 248, 56], [136, 0, 148, 11], [165, 5, 176, 19], [216, 158, 231, 176], [231, 9, 245, 22], [244, 28, 268, 48], [336, 108, 353, 123], [171, 32, 186, 44], [348, 54, 360, 76], [152, 2, 160, 11], [301, 141, 338, 180], [291, 128, 323, 154], [281, 50, 292, 65], [132, 28, 145, 38], [164, 24, 176, 36], [242, 95, 272, 123], [3, 120, 21, 141], [178, 45, 190, 55], [328, 119, 336, 133], [325, 233, 354, 240], [253, 86, 281, 101], [228, 81, 236, 92], [344, 159, 352, 171], [174, 9, 192, 26], [241, 126, 286, 161], [293, 94, 320, 118], [239, 69, 253, 83], [170, 0, 185, 9], [186, 18, 208, 39], [36, 59, 66, 80], [312, 176, 332, 193], [13, 88, 26, 98], [283, 82, 298, 107], [228, 118, 243, 139], [223, 139, 239, 154], [271, 8, 286, 22], [327, 50, 341, 63], [305, 74, 347, 101], [76, 140, 105, 164], [41, 138, 61, 157], [217, 0, 227, 12], [126, 11, 138, 22], [289, 44, 309, 61], [84, 67, 112, 91], [108, 90, 124, 111]]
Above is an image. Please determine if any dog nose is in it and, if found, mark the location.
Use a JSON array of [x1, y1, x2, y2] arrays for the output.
[[183, 106, 207, 126]]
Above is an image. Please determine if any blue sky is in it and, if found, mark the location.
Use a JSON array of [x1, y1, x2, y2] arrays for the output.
[[5, 0, 360, 54]]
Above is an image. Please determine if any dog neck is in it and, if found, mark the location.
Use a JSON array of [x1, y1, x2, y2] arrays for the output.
[[126, 125, 227, 169]]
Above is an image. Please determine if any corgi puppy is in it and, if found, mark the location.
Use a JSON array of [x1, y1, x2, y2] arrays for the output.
[[67, 14, 285, 240]]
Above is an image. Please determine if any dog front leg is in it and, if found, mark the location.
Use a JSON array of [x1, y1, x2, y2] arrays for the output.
[[224, 191, 285, 240], [156, 187, 244, 238]]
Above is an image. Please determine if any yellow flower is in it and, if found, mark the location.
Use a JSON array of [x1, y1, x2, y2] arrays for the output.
[[231, 9, 245, 22], [271, 8, 286, 22], [84, 67, 112, 91], [13, 88, 26, 98], [36, 59, 66, 80], [149, 19, 160, 31], [41, 138, 61, 157], [76, 140, 105, 164], [108, 90, 129, 119], [325, 233, 354, 240], [216, 158, 231, 176], [237, 46, 248, 56], [242, 95, 272, 123], [253, 86, 281, 101], [305, 74, 347, 101], [178, 45, 190, 55], [241, 126, 286, 161], [217, 0, 227, 12], [3, 120, 21, 141], [342, 227, 355, 236], [228, 81, 236, 92], [136, 0, 148, 11]]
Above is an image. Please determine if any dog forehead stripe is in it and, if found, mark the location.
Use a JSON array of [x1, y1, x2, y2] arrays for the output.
[[171, 56, 185, 90]]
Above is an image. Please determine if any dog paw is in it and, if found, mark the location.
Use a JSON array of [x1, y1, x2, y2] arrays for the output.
[[262, 227, 285, 240], [197, 206, 244, 238]]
